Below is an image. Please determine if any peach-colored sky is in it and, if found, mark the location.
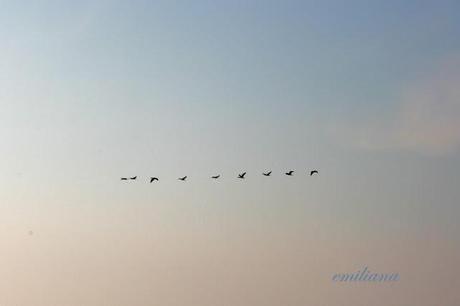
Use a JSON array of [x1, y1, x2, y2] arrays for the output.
[[1, 1, 459, 305]]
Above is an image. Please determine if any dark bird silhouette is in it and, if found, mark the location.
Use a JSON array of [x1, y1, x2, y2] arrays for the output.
[[150, 177, 159, 183], [285, 170, 294, 176], [263, 171, 272, 176], [238, 172, 246, 179], [211, 175, 220, 179], [178, 176, 187, 181], [121, 177, 128, 180], [130, 176, 137, 180], [310, 170, 319, 176]]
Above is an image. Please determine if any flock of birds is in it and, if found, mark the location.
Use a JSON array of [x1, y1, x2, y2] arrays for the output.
[[120, 170, 319, 183]]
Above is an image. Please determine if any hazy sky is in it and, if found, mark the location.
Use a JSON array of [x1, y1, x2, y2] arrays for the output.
[[0, 1, 459, 305]]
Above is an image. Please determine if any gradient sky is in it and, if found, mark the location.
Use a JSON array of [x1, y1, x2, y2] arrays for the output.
[[1, 1, 459, 305]]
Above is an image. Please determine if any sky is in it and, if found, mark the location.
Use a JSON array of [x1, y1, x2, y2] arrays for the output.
[[0, 1, 459, 305]]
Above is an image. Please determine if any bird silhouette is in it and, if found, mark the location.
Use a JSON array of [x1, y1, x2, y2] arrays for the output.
[[238, 172, 246, 179], [310, 170, 319, 176], [150, 177, 159, 183], [285, 170, 294, 176], [178, 176, 187, 181], [263, 171, 272, 176], [130, 176, 137, 180], [121, 177, 128, 180], [211, 175, 220, 179]]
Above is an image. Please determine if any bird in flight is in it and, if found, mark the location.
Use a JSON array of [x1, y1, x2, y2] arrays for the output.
[[211, 175, 220, 179], [178, 176, 187, 181], [310, 170, 319, 176], [121, 177, 128, 181], [285, 170, 294, 176], [150, 177, 159, 183], [263, 171, 272, 176], [130, 176, 137, 180], [238, 172, 246, 179]]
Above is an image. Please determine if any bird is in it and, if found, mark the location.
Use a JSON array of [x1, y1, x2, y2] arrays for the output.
[[178, 176, 187, 181], [238, 172, 246, 179], [263, 171, 272, 176], [150, 177, 159, 183], [130, 176, 137, 180], [285, 170, 294, 176], [121, 177, 128, 181], [211, 175, 220, 179], [310, 170, 319, 176]]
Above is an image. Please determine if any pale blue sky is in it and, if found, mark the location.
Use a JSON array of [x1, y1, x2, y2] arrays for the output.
[[0, 1, 459, 305]]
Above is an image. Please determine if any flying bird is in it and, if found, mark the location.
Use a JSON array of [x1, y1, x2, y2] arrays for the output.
[[211, 175, 220, 179], [150, 177, 159, 183], [285, 170, 294, 176], [263, 171, 272, 176], [178, 176, 187, 181], [310, 170, 319, 176], [130, 176, 137, 180], [238, 172, 246, 179], [121, 177, 128, 180]]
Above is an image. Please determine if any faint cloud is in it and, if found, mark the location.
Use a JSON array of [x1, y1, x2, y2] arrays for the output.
[[334, 56, 460, 156]]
